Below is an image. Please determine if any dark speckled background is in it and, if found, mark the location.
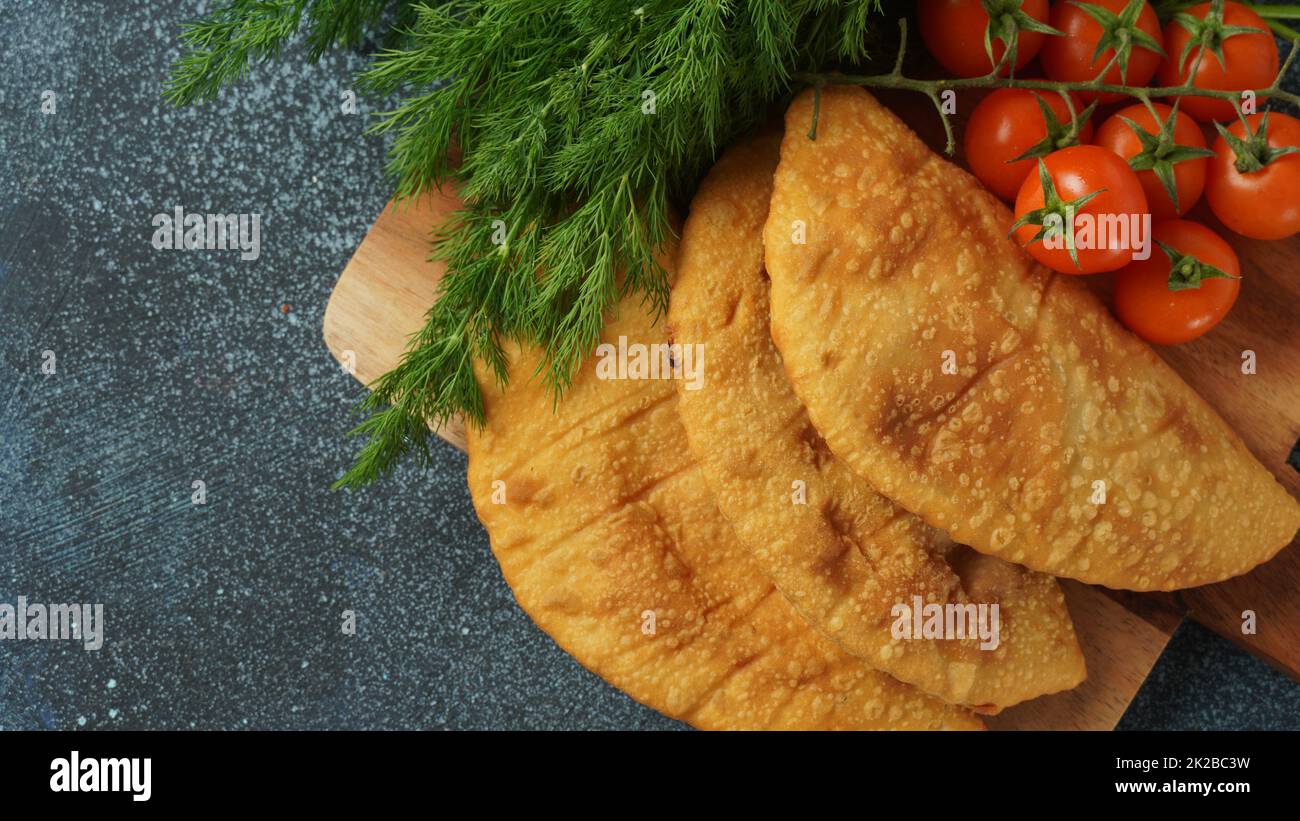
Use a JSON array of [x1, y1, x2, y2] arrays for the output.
[[0, 0, 1296, 730]]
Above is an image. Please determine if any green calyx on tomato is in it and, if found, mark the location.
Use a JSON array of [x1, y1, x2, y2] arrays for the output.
[[1009, 159, 1107, 269], [1114, 219, 1239, 344], [1118, 104, 1215, 212], [1010, 96, 1098, 163], [1070, 0, 1166, 80], [1156, 238, 1239, 291], [1212, 111, 1300, 174], [982, 0, 1062, 75], [1171, 2, 1265, 74]]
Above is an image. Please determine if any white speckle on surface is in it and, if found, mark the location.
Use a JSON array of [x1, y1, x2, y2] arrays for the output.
[[5, 0, 1281, 733]]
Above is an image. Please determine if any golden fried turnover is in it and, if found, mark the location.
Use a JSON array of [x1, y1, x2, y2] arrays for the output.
[[466, 250, 980, 729], [764, 87, 1300, 590], [670, 133, 1084, 709]]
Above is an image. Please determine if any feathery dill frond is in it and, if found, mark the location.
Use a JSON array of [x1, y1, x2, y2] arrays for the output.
[[166, 0, 888, 488], [165, 0, 393, 106]]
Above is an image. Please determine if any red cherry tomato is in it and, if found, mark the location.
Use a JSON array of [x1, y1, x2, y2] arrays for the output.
[[1114, 219, 1240, 344], [1013, 145, 1149, 274], [1206, 112, 1300, 239], [918, 0, 1051, 77], [1156, 1, 1278, 122], [1040, 0, 1163, 104], [1095, 103, 1210, 221], [964, 88, 1095, 201]]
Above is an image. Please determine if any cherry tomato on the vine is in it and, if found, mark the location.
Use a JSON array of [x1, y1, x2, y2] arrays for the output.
[[1206, 112, 1300, 240], [918, 0, 1053, 78], [964, 88, 1095, 201], [1113, 219, 1240, 345], [1040, 0, 1164, 104], [1095, 103, 1212, 221], [1012, 145, 1149, 274], [1156, 1, 1278, 122]]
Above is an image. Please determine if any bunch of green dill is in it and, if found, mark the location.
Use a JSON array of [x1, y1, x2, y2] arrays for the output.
[[166, 0, 891, 488]]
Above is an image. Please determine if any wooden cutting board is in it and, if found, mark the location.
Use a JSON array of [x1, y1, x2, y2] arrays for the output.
[[322, 102, 1300, 730]]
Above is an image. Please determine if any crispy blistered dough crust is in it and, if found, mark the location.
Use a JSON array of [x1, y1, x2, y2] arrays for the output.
[[669, 134, 1084, 709], [465, 273, 981, 730], [764, 87, 1300, 591]]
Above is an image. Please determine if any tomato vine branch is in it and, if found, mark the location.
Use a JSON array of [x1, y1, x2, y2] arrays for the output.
[[796, 18, 1300, 155]]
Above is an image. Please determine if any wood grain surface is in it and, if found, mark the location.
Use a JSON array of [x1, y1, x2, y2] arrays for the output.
[[985, 581, 1176, 730], [322, 97, 1299, 727]]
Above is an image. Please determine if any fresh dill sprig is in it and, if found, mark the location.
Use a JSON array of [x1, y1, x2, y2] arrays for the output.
[[166, 1, 890, 488], [338, 0, 890, 488], [165, 0, 1298, 490], [165, 0, 393, 106]]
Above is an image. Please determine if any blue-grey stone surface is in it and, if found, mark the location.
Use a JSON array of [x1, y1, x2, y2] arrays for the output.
[[0, 0, 1295, 730]]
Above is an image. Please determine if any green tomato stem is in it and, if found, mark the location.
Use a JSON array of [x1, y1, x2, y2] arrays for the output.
[[796, 33, 1300, 155], [1267, 19, 1300, 40], [1249, 5, 1300, 20]]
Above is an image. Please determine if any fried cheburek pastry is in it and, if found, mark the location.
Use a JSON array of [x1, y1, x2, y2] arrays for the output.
[[764, 86, 1300, 591], [669, 133, 1085, 710], [465, 279, 981, 730]]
